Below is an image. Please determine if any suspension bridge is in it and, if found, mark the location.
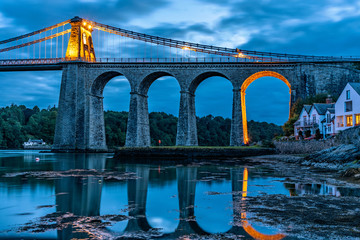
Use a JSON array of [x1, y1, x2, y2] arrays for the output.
[[1, 16, 360, 151]]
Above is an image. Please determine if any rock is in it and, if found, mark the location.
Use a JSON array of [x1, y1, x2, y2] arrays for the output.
[[341, 168, 360, 177], [305, 144, 360, 166], [336, 126, 360, 147]]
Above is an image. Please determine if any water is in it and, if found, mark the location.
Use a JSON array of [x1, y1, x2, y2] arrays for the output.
[[0, 150, 359, 239]]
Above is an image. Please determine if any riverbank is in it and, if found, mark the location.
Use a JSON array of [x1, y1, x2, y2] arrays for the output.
[[113, 146, 276, 163]]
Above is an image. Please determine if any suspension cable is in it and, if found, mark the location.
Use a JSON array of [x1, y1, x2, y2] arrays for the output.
[[0, 20, 70, 45], [0, 29, 71, 53], [84, 18, 343, 61]]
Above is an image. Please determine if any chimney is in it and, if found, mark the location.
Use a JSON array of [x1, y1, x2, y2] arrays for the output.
[[326, 95, 333, 104]]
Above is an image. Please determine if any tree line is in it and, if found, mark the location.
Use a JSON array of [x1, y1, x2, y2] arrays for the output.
[[0, 105, 283, 148]]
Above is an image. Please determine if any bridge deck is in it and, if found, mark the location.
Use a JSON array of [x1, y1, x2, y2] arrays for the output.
[[0, 57, 360, 72]]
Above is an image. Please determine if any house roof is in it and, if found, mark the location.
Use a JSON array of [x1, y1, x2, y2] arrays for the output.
[[349, 82, 360, 95], [312, 103, 335, 115], [326, 108, 335, 114], [303, 105, 312, 114]]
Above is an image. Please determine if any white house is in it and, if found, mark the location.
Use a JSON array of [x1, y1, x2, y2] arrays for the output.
[[294, 99, 335, 139], [335, 82, 360, 133], [294, 105, 312, 139], [322, 108, 336, 136], [308, 103, 335, 135], [23, 139, 46, 148]]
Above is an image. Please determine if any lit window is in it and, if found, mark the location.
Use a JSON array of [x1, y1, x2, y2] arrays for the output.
[[337, 116, 344, 127], [345, 101, 352, 112], [346, 90, 350, 100], [83, 33, 87, 45], [356, 114, 360, 126], [346, 115, 353, 127]]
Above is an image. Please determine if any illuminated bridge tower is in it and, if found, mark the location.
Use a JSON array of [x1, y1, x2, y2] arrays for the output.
[[53, 17, 101, 152], [65, 16, 96, 61]]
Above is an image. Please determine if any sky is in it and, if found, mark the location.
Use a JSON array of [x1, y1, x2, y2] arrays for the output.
[[1, 0, 360, 125]]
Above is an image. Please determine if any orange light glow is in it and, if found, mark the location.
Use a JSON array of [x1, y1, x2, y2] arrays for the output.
[[88, 25, 92, 30], [241, 89, 249, 144], [240, 167, 286, 240], [182, 46, 196, 51], [83, 22, 87, 27], [242, 220, 286, 240], [235, 52, 246, 58], [241, 71, 291, 145], [242, 168, 248, 199]]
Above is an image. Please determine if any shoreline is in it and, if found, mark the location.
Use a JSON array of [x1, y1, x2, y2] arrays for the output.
[[113, 146, 276, 163]]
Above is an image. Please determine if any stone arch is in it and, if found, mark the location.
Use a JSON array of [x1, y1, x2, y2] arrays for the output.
[[88, 70, 131, 149], [177, 71, 232, 147], [241, 71, 291, 144], [137, 71, 178, 95], [91, 71, 129, 97], [188, 71, 231, 94]]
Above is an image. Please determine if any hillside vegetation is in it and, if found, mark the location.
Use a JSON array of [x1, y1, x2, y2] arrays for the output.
[[0, 105, 283, 148]]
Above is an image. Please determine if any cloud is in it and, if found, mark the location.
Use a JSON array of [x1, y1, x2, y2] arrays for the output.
[[2, 0, 359, 125], [0, 71, 61, 109], [0, 0, 170, 39], [0, 12, 13, 29]]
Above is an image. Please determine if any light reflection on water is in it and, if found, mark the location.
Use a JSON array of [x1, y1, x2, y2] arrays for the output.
[[0, 150, 350, 239]]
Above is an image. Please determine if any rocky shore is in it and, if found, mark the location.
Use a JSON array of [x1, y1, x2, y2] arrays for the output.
[[273, 126, 360, 181], [303, 126, 360, 169]]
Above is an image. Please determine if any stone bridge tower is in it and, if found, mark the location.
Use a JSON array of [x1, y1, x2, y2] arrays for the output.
[[65, 16, 96, 61]]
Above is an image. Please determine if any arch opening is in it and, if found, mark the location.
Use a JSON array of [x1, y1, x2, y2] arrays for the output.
[[139, 72, 181, 146], [192, 73, 233, 146], [138, 71, 174, 95], [195, 179, 233, 233], [189, 71, 230, 95], [241, 71, 291, 144], [146, 167, 179, 233], [91, 71, 131, 148]]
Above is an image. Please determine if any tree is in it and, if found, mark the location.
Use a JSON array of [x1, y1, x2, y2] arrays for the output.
[[298, 130, 303, 140], [0, 105, 285, 148]]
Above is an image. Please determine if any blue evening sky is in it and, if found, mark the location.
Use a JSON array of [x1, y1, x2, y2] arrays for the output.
[[1, 0, 360, 125]]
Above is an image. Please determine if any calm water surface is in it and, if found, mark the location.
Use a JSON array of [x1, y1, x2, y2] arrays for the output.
[[0, 150, 359, 240]]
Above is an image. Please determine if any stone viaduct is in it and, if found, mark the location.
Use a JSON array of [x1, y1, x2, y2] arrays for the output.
[[52, 60, 360, 151]]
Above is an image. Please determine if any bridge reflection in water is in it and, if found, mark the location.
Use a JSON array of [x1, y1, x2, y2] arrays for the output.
[[53, 155, 287, 239]]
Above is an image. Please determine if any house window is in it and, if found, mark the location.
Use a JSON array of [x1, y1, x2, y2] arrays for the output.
[[303, 116, 307, 125], [346, 90, 350, 100], [337, 116, 344, 127], [345, 101, 352, 112], [327, 113, 331, 123], [312, 115, 316, 123], [346, 115, 353, 127], [328, 126, 331, 132], [356, 114, 360, 126]]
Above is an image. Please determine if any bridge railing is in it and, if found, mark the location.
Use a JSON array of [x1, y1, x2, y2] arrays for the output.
[[1, 57, 360, 66]]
